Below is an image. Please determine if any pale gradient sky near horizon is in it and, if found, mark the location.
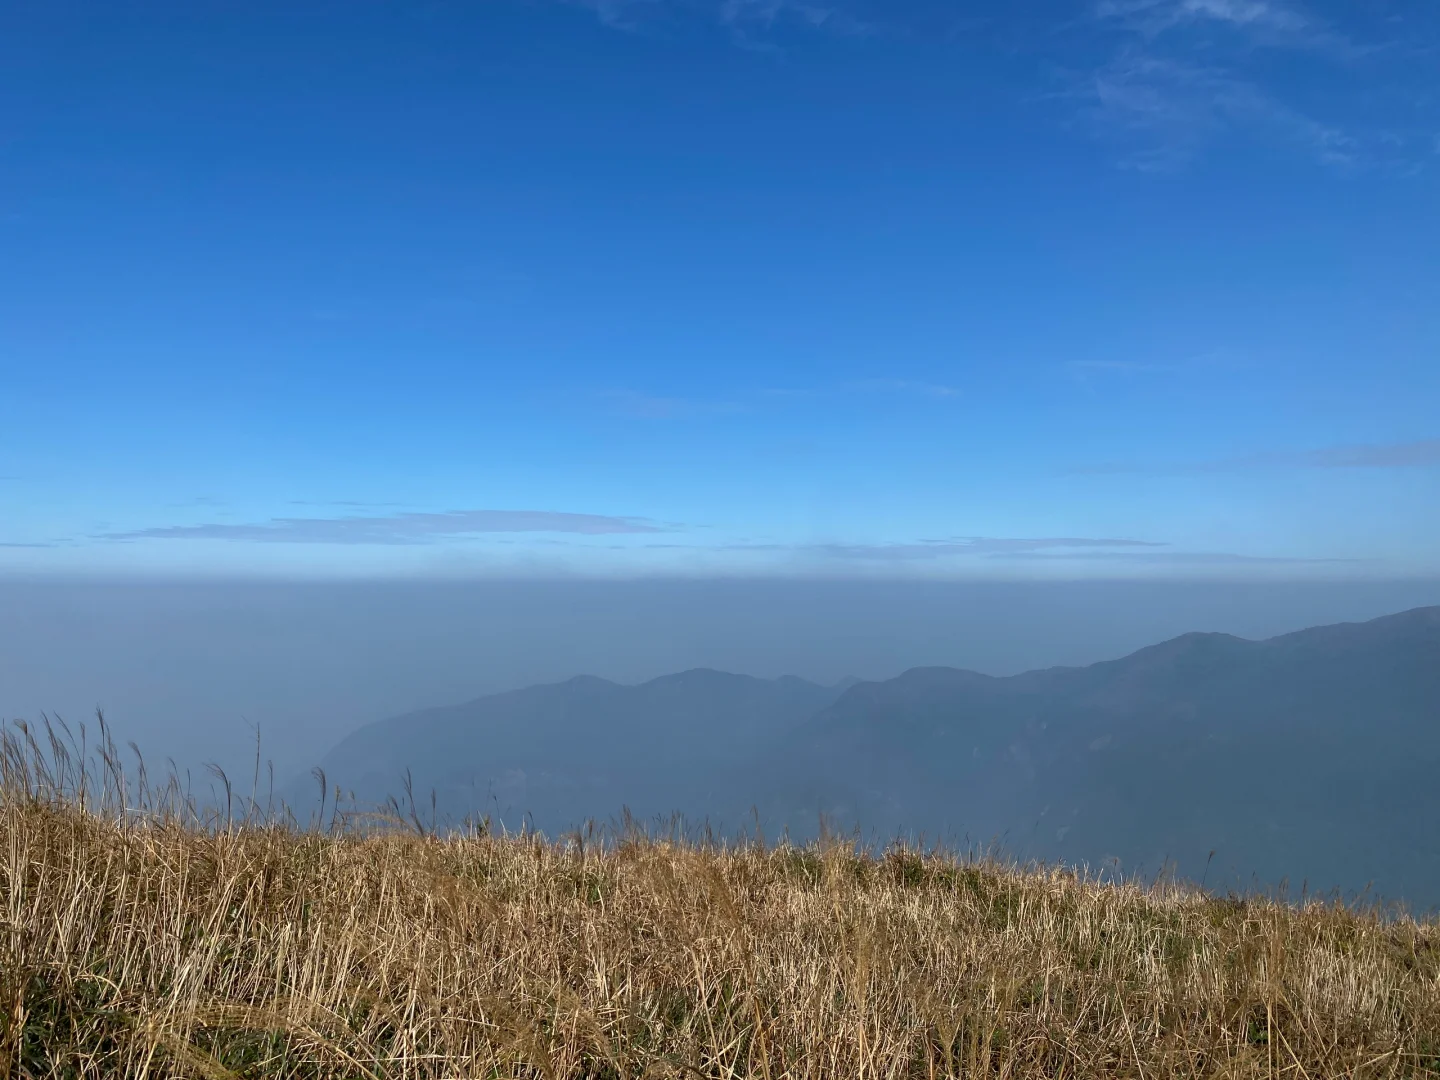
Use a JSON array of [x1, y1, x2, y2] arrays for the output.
[[3, 0, 1439, 579]]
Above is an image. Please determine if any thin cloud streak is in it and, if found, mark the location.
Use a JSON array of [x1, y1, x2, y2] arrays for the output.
[[600, 390, 750, 419], [604, 378, 960, 417], [1288, 440, 1440, 469], [715, 537, 1168, 561], [1065, 351, 1247, 379], [1067, 359, 1169, 373], [640, 538, 1350, 569], [99, 510, 670, 546], [1069, 438, 1440, 475], [1000, 550, 1360, 565], [287, 500, 410, 509]]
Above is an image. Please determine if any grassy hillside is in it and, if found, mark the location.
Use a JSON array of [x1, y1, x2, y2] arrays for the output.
[[4, 730, 1440, 1078]]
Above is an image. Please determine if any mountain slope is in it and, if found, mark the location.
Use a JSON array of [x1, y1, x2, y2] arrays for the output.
[[773, 606, 1440, 904]]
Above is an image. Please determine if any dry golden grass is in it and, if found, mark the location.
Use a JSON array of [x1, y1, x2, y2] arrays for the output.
[[3, 720, 1439, 1079]]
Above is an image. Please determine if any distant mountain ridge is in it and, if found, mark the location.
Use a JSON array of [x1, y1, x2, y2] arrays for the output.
[[303, 607, 1440, 908], [305, 669, 850, 833]]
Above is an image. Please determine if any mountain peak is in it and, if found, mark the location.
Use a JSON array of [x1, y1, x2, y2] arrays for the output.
[[643, 668, 752, 689]]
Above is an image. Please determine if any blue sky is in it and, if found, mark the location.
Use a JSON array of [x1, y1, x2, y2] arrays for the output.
[[2, 0, 1438, 579]]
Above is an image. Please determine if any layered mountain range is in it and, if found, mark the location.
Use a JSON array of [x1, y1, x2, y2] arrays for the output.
[[300, 606, 1440, 907]]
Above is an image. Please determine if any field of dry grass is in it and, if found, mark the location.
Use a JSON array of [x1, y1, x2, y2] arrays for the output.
[[3, 720, 1440, 1079]]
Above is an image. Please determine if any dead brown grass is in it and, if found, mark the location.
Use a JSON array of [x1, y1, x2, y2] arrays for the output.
[[2, 719, 1439, 1078]]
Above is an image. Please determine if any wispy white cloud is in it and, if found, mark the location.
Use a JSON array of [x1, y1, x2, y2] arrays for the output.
[[1172, 0, 1309, 32], [99, 510, 671, 545], [565, 0, 877, 41], [1082, 51, 1356, 169], [1097, 0, 1317, 41], [566, 0, 664, 32], [1075, 0, 1430, 169], [719, 0, 877, 41], [562, 0, 1428, 167]]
